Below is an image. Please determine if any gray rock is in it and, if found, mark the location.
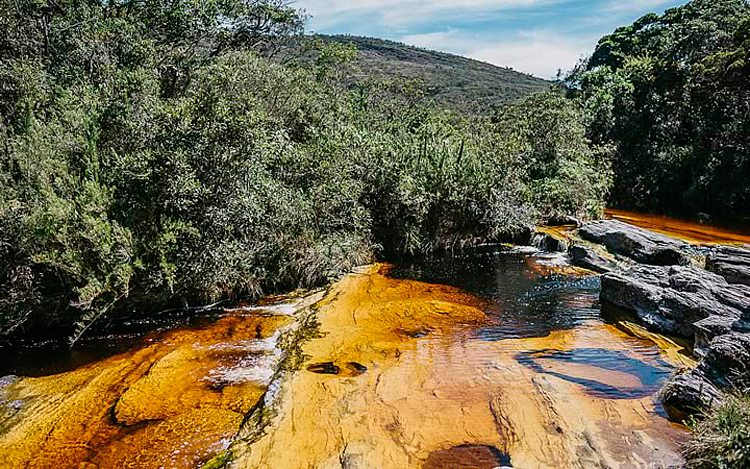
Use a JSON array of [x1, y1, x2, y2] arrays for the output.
[[693, 316, 750, 357], [531, 232, 568, 253], [662, 333, 750, 419], [601, 260, 750, 420], [661, 371, 721, 421], [706, 245, 750, 286], [579, 220, 690, 266], [0, 375, 16, 389], [570, 245, 617, 274], [601, 265, 750, 338]]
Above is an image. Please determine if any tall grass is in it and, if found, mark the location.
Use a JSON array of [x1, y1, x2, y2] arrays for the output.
[[0, 42, 611, 342], [684, 392, 750, 469]]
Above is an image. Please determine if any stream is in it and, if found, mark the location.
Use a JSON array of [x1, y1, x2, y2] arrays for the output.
[[2, 211, 748, 468]]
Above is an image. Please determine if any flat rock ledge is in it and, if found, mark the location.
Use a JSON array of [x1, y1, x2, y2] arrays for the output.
[[601, 264, 750, 418], [579, 220, 691, 266], [570, 245, 617, 274], [706, 245, 750, 286]]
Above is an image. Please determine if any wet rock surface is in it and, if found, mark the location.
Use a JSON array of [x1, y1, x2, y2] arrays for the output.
[[230, 265, 686, 469], [0, 295, 322, 469], [570, 245, 617, 273], [601, 265, 750, 339], [423, 444, 512, 469], [706, 245, 750, 286], [586, 219, 750, 420], [531, 231, 568, 253], [579, 220, 691, 266]]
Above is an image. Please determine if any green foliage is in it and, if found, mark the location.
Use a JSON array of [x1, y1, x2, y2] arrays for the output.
[[0, 1, 610, 342], [493, 93, 612, 221], [306, 35, 551, 112], [685, 392, 750, 469], [568, 0, 750, 217]]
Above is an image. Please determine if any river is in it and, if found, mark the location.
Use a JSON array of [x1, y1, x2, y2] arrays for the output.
[[1, 211, 748, 468]]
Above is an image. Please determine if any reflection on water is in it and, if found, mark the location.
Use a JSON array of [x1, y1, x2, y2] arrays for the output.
[[235, 261, 689, 469], [390, 246, 679, 401], [390, 246, 601, 339], [2, 244, 692, 468], [606, 208, 750, 245], [516, 348, 672, 399], [0, 301, 304, 378]]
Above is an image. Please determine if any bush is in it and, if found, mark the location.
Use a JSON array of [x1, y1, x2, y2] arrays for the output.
[[0, 2, 611, 343], [684, 392, 750, 469]]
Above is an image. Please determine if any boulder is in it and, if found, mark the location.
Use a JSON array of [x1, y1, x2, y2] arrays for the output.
[[531, 232, 568, 253], [706, 245, 750, 286], [570, 245, 617, 274], [662, 333, 750, 419], [578, 220, 690, 266], [600, 265, 750, 339]]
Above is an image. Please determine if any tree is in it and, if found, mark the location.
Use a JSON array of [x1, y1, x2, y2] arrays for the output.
[[567, 0, 750, 216]]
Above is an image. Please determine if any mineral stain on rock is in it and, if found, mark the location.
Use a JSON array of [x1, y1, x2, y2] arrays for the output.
[[423, 444, 512, 469], [230, 263, 688, 469], [1, 246, 699, 468], [0, 296, 322, 469], [307, 362, 341, 375], [307, 361, 368, 377]]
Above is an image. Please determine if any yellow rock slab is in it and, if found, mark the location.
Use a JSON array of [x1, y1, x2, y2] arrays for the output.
[[0, 302, 310, 469], [232, 265, 688, 469]]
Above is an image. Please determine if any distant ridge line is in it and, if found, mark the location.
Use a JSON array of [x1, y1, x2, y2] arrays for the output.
[[315, 34, 551, 111]]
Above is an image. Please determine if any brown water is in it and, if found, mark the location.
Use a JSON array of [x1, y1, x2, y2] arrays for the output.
[[1, 218, 724, 468], [605, 208, 750, 245], [231, 260, 690, 468]]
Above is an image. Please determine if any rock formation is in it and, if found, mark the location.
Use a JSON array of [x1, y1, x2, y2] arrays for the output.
[[706, 245, 750, 286], [596, 241, 750, 420], [579, 220, 691, 266]]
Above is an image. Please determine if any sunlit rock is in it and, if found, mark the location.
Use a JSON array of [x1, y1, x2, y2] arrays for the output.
[[579, 220, 691, 266], [706, 245, 750, 286]]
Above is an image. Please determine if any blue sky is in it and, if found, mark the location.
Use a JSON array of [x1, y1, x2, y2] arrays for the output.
[[294, 0, 687, 79]]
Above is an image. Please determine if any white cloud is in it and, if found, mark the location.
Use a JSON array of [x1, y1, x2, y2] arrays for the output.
[[400, 28, 591, 79], [294, 0, 684, 78], [297, 0, 558, 29], [602, 0, 674, 13], [468, 36, 587, 79]]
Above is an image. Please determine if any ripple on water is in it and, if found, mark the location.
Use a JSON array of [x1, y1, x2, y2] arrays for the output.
[[389, 246, 679, 404], [202, 332, 284, 388], [515, 348, 674, 399]]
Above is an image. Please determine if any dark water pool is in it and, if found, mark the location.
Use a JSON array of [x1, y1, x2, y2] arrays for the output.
[[389, 245, 677, 400]]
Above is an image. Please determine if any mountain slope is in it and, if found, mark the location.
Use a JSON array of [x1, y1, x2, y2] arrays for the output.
[[319, 35, 551, 111]]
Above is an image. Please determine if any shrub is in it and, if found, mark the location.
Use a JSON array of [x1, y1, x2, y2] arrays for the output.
[[684, 392, 750, 469], [0, 2, 611, 343]]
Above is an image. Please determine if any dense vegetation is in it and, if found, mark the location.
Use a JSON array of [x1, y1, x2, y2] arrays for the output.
[[312, 35, 550, 112], [685, 392, 750, 469], [567, 0, 750, 217], [0, 0, 609, 343]]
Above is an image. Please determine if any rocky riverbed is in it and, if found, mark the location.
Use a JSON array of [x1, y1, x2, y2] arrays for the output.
[[555, 214, 750, 422], [1, 210, 748, 469]]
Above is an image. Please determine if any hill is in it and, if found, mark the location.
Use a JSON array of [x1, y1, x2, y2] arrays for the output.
[[317, 35, 551, 111]]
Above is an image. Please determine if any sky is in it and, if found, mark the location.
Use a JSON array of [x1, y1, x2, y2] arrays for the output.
[[294, 0, 688, 79]]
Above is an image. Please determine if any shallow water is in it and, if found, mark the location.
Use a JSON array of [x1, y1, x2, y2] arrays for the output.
[[389, 247, 679, 401], [605, 208, 750, 245], [230, 258, 690, 469], [1, 242, 697, 468]]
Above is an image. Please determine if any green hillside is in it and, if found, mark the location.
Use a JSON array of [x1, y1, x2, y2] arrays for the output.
[[318, 35, 551, 111]]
